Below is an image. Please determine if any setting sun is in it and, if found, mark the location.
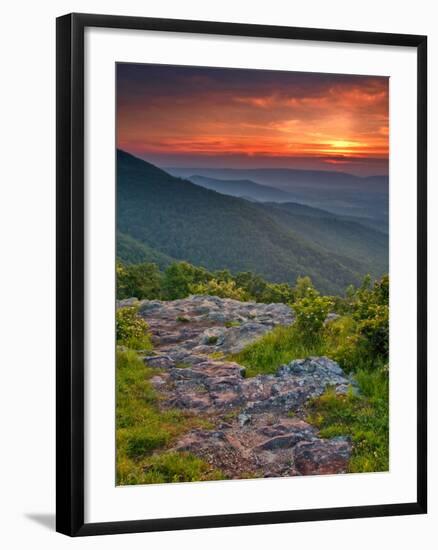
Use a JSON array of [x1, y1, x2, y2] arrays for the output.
[[117, 64, 388, 176]]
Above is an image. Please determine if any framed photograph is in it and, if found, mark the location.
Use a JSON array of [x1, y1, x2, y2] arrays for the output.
[[56, 13, 427, 536]]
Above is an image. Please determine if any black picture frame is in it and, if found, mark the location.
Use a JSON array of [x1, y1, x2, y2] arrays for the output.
[[56, 12, 427, 537]]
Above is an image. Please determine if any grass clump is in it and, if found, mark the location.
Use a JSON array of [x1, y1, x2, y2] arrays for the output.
[[230, 314, 386, 378], [225, 320, 241, 328], [116, 348, 218, 485], [141, 452, 225, 484], [233, 274, 389, 377], [231, 324, 325, 377], [305, 368, 389, 473], [209, 351, 225, 360], [174, 362, 192, 369]]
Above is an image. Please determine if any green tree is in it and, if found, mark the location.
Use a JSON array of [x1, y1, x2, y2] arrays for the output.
[[161, 262, 211, 300], [213, 269, 233, 282], [233, 271, 268, 301], [117, 262, 161, 300], [260, 282, 294, 304]]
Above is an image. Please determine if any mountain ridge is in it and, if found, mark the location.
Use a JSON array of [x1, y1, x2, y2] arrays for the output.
[[187, 174, 296, 203], [117, 150, 387, 294], [167, 165, 388, 223]]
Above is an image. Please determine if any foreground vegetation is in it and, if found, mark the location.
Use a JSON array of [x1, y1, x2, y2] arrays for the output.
[[233, 275, 388, 376], [116, 334, 223, 484], [306, 369, 389, 472], [232, 274, 389, 472]]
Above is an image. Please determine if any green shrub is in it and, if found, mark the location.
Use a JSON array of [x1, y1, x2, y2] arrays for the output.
[[293, 287, 333, 342], [116, 306, 152, 350], [357, 304, 389, 358], [344, 274, 389, 365], [292, 275, 315, 299], [233, 273, 389, 377], [189, 278, 249, 301], [315, 275, 389, 372], [176, 315, 190, 323], [324, 316, 365, 372]]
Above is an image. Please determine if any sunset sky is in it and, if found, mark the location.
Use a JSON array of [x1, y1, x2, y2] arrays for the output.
[[117, 64, 389, 176]]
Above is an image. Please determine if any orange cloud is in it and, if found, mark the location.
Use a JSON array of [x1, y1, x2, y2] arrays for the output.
[[117, 66, 389, 174]]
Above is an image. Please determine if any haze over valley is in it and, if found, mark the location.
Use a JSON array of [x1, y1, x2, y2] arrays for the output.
[[117, 150, 388, 295]]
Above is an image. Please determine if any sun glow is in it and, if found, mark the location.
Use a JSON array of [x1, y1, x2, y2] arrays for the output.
[[117, 65, 389, 175], [328, 140, 361, 150]]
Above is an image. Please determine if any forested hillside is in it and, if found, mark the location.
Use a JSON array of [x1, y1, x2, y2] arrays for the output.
[[117, 232, 174, 268], [257, 202, 388, 278], [117, 150, 387, 295]]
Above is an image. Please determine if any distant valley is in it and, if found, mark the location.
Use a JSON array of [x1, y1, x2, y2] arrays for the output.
[[186, 175, 302, 203], [168, 167, 389, 233], [117, 150, 388, 295]]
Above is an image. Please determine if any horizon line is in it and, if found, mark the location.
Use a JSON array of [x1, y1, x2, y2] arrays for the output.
[[118, 148, 388, 179]]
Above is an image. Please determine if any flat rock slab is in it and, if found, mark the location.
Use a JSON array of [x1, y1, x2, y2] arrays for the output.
[[151, 356, 355, 416], [172, 414, 351, 478], [136, 294, 294, 355]]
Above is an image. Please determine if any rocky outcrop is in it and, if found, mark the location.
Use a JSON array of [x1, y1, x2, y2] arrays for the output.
[[132, 294, 294, 357], [173, 418, 351, 478], [152, 356, 354, 416], [148, 356, 353, 478], [125, 295, 354, 479]]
